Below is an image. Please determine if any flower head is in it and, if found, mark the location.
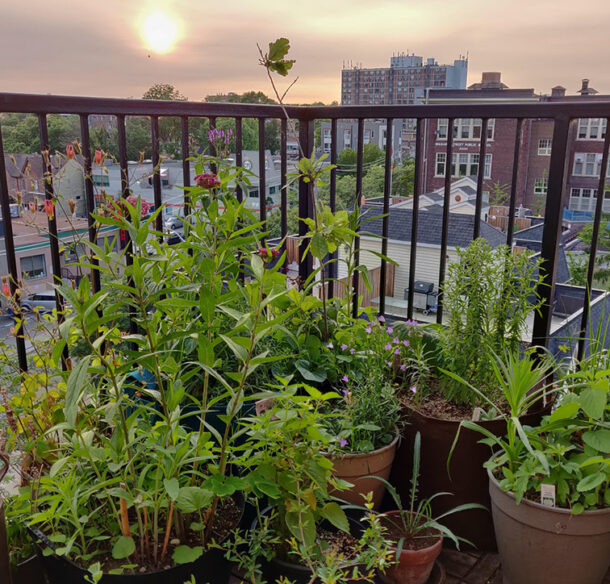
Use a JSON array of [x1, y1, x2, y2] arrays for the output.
[[44, 199, 55, 220], [393, 337, 399, 344], [350, 348, 355, 355], [386, 361, 393, 367], [194, 173, 221, 189], [340, 438, 349, 448], [410, 386, 417, 394], [402, 340, 410, 347], [342, 388, 349, 396], [384, 343, 392, 351], [341, 375, 349, 383], [65, 144, 75, 159], [365, 326, 372, 334], [1, 282, 11, 298], [378, 315, 385, 323], [327, 341, 334, 349], [394, 348, 401, 355], [400, 363, 407, 372], [340, 343, 348, 351], [387, 327, 394, 334], [94, 149, 104, 165]]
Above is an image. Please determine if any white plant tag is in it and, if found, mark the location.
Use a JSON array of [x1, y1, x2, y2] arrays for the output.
[[541, 484, 556, 508], [472, 407, 483, 421]]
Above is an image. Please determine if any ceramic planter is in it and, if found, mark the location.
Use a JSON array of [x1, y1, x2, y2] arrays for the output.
[[379, 511, 443, 584], [392, 404, 546, 550], [489, 470, 610, 584], [330, 433, 399, 509]]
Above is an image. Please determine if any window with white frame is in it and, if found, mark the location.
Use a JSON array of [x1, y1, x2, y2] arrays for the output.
[[363, 129, 372, 145], [534, 177, 548, 195], [573, 153, 607, 176], [21, 254, 46, 279], [436, 118, 495, 140], [569, 187, 610, 212], [435, 152, 492, 178], [577, 118, 607, 140], [538, 139, 552, 156], [323, 129, 331, 153], [343, 129, 351, 148]]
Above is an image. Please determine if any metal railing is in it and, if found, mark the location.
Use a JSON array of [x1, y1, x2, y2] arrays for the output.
[[1, 92, 610, 372]]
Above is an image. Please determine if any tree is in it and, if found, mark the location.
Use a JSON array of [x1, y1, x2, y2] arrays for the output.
[[336, 144, 385, 175], [392, 157, 415, 197], [568, 219, 610, 287], [487, 180, 510, 206], [142, 84, 186, 101]]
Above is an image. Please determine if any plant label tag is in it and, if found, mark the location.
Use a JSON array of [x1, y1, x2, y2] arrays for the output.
[[541, 484, 556, 508], [255, 397, 275, 416], [472, 407, 483, 421]]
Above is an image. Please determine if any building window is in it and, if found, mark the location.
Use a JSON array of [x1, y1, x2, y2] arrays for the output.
[[534, 177, 548, 195], [363, 129, 372, 145], [435, 152, 491, 178], [21, 254, 47, 279], [323, 129, 331, 153], [92, 174, 110, 186], [577, 118, 607, 140], [269, 186, 276, 195], [569, 187, 610, 212], [437, 118, 495, 141], [573, 153, 608, 177], [538, 139, 552, 156], [248, 189, 259, 199], [343, 129, 351, 148]]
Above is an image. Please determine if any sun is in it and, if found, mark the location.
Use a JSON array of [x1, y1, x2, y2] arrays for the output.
[[141, 11, 179, 54]]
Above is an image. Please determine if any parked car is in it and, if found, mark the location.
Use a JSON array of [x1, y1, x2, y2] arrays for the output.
[[164, 216, 185, 231], [20, 292, 61, 313]]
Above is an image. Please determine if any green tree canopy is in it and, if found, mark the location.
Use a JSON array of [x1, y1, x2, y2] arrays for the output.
[[142, 84, 186, 101]]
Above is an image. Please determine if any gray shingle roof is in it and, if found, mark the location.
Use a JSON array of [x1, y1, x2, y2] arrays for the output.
[[361, 205, 506, 248]]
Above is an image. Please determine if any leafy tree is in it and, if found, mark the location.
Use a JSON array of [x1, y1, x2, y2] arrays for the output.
[[487, 180, 510, 206], [336, 144, 385, 174], [392, 157, 415, 197], [142, 84, 186, 101], [568, 219, 610, 286]]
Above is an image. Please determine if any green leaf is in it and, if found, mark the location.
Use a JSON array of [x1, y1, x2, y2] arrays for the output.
[[49, 457, 70, 478], [64, 355, 91, 427], [579, 388, 607, 420], [286, 509, 316, 548], [250, 254, 264, 281], [176, 487, 213, 513], [219, 334, 248, 362], [199, 289, 216, 322], [576, 473, 604, 492], [268, 38, 290, 61], [112, 536, 135, 560], [548, 401, 580, 423], [310, 233, 329, 259], [172, 545, 203, 565], [319, 502, 349, 533], [164, 477, 180, 501], [582, 430, 610, 454]]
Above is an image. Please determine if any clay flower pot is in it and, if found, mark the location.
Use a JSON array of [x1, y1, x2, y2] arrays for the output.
[[330, 433, 399, 509], [489, 469, 610, 584], [379, 511, 442, 584]]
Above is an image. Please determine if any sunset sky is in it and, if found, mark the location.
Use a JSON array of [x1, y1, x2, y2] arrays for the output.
[[2, 0, 609, 103]]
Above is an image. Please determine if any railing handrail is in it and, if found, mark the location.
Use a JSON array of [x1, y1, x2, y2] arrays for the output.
[[2, 92, 610, 119]]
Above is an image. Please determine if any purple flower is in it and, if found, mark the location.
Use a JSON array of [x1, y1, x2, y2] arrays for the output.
[[365, 326, 372, 334], [341, 375, 349, 382], [350, 348, 355, 354], [402, 340, 410, 347], [384, 343, 392, 351], [394, 348, 401, 355], [378, 315, 385, 323], [341, 343, 348, 351], [410, 386, 417, 394], [327, 341, 334, 349], [400, 364, 407, 372], [386, 361, 392, 367], [340, 438, 348, 448], [387, 327, 394, 334], [342, 388, 349, 396], [393, 337, 399, 344]]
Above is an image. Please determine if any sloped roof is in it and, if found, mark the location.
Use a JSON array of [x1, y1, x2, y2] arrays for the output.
[[360, 204, 506, 248]]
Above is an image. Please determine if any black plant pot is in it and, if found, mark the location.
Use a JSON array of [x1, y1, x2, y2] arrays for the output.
[[33, 493, 244, 584], [12, 554, 45, 584]]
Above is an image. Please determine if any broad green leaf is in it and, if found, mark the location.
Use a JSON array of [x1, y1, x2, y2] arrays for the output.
[[582, 430, 610, 454], [250, 254, 264, 281], [319, 502, 349, 533], [576, 472, 604, 492], [219, 334, 248, 362], [285, 509, 316, 548], [172, 545, 203, 564], [268, 38, 290, 61], [311, 233, 329, 259], [64, 355, 91, 427], [548, 401, 580, 423], [164, 477, 180, 501], [176, 486, 213, 513], [579, 388, 607, 420], [49, 457, 70, 478], [112, 536, 135, 560]]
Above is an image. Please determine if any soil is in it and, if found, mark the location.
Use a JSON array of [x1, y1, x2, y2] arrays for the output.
[[318, 529, 359, 562], [379, 514, 440, 551], [399, 388, 477, 422], [88, 496, 241, 575]]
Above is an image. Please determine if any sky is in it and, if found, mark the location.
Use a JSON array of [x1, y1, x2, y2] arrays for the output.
[[2, 0, 610, 103]]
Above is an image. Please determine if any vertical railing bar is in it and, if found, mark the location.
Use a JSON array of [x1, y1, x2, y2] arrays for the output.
[[79, 114, 101, 295], [407, 119, 423, 320], [351, 118, 365, 318], [208, 117, 217, 158], [180, 116, 192, 256], [235, 118, 243, 203], [116, 114, 138, 340], [38, 114, 69, 370], [379, 118, 393, 317], [577, 119, 610, 360], [0, 123, 28, 372], [328, 118, 338, 298], [150, 116, 163, 237], [532, 116, 572, 348], [506, 118, 524, 247], [436, 117, 455, 324], [280, 118, 287, 242], [258, 118, 267, 232], [473, 118, 489, 240], [298, 117, 314, 285]]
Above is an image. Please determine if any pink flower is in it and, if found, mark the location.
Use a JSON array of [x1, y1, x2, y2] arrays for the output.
[[402, 340, 410, 347], [94, 149, 103, 165], [410, 386, 417, 394], [327, 342, 334, 349], [340, 438, 349, 448], [340, 343, 348, 351], [386, 361, 393, 367], [341, 375, 349, 382], [194, 173, 221, 189], [44, 199, 55, 220], [400, 364, 407, 372], [66, 144, 75, 159], [393, 337, 399, 344], [350, 348, 355, 354], [394, 348, 401, 355], [384, 343, 392, 351], [387, 327, 394, 334], [1, 282, 10, 297], [342, 388, 349, 396], [378, 315, 385, 323], [365, 326, 372, 334]]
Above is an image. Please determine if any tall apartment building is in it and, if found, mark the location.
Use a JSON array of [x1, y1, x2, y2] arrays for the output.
[[341, 53, 468, 106]]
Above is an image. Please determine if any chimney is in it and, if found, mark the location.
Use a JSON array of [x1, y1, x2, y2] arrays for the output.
[[578, 78, 598, 96], [551, 86, 566, 97]]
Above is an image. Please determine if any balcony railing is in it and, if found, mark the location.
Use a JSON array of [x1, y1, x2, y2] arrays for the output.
[[1, 92, 609, 373]]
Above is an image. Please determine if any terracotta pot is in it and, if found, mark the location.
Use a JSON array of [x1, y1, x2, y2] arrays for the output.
[[391, 403, 547, 550], [379, 511, 442, 584], [330, 434, 399, 509], [489, 470, 610, 584]]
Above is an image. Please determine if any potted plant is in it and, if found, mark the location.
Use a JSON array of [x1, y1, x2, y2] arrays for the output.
[[378, 432, 485, 584], [463, 348, 610, 584], [232, 386, 396, 584], [392, 238, 549, 548]]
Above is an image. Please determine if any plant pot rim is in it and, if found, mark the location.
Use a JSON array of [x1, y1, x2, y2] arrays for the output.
[[329, 431, 399, 461], [487, 465, 610, 517], [379, 510, 442, 552]]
